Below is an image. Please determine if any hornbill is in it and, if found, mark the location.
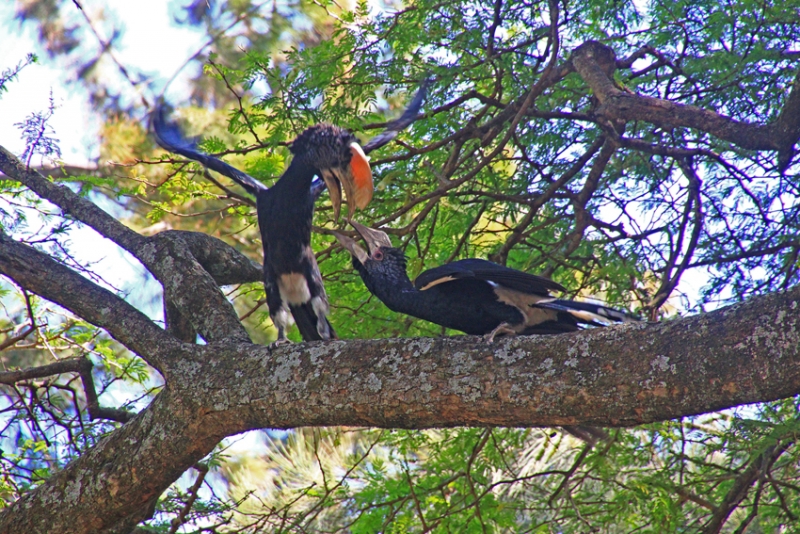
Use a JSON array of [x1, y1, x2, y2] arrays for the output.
[[335, 221, 637, 340], [151, 82, 427, 344], [335, 221, 638, 444]]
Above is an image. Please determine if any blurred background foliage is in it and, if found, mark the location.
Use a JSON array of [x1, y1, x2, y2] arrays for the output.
[[2, 0, 800, 531]]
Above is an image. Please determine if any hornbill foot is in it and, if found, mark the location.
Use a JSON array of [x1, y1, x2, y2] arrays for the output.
[[268, 337, 293, 349], [484, 323, 517, 343]]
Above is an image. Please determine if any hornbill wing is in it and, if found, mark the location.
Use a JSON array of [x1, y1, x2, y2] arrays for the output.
[[537, 299, 640, 326], [151, 104, 268, 196], [361, 79, 431, 154], [414, 258, 565, 295]]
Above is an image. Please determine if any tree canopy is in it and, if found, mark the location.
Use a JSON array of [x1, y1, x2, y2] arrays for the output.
[[1, 0, 799, 532]]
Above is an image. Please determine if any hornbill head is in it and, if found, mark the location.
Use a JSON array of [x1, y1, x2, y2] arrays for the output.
[[297, 78, 430, 220], [333, 220, 408, 291], [291, 124, 373, 221]]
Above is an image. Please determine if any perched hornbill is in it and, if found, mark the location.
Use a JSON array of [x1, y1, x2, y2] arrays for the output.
[[335, 221, 638, 444], [335, 221, 637, 341], [151, 82, 427, 344]]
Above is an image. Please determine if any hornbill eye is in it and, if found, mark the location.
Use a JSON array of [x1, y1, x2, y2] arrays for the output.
[[372, 250, 384, 261]]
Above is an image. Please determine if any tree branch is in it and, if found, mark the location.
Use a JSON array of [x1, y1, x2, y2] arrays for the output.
[[701, 440, 792, 533], [154, 230, 262, 286], [0, 357, 86, 385], [1, 281, 799, 533], [0, 230, 179, 372], [570, 41, 800, 155], [0, 147, 253, 346]]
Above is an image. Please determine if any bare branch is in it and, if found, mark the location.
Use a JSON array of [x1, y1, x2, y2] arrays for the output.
[[0, 357, 85, 385], [570, 41, 800, 155]]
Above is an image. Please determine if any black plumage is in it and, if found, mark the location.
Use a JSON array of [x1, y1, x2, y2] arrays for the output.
[[335, 221, 637, 340], [335, 221, 638, 445], [151, 83, 427, 345]]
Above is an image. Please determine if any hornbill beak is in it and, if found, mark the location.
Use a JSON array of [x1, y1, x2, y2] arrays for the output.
[[332, 220, 392, 265], [326, 78, 429, 220], [322, 79, 431, 221], [320, 142, 373, 221], [349, 220, 393, 253], [332, 230, 369, 265]]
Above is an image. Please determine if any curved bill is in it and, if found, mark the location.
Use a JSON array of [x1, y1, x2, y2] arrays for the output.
[[331, 230, 369, 265], [321, 142, 373, 221], [348, 220, 393, 254], [320, 169, 343, 222]]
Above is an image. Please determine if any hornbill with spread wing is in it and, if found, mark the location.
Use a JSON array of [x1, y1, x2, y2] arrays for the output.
[[335, 221, 637, 340], [335, 221, 638, 444], [151, 82, 427, 344]]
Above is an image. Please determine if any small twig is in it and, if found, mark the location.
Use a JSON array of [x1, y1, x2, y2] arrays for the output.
[[78, 358, 131, 424], [548, 445, 592, 506], [168, 463, 209, 534]]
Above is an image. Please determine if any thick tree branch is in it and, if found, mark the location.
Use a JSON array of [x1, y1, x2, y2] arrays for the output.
[[144, 232, 251, 344], [0, 147, 252, 345], [2, 281, 799, 533], [157, 227, 264, 344], [153, 230, 262, 286], [0, 381, 222, 534], [0, 231, 179, 372], [571, 41, 800, 155]]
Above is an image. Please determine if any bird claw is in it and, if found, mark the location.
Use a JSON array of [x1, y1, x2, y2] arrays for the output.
[[483, 323, 517, 343], [268, 337, 292, 349]]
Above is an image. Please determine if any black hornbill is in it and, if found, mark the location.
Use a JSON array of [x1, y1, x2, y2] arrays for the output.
[[335, 221, 637, 341], [151, 83, 427, 344], [335, 221, 638, 444]]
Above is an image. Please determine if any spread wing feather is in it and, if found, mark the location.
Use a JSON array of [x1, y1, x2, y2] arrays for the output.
[[151, 105, 268, 195]]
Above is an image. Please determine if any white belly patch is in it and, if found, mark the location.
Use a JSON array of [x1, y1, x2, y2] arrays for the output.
[[278, 273, 312, 305]]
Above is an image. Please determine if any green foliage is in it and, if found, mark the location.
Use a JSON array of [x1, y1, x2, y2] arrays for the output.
[[5, 0, 800, 531]]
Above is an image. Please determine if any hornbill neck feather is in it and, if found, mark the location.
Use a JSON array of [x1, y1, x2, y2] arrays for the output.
[[271, 157, 317, 194], [358, 250, 448, 322]]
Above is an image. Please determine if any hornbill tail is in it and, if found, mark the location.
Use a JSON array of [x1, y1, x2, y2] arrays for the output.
[[290, 302, 336, 341], [542, 299, 640, 326], [150, 104, 268, 195]]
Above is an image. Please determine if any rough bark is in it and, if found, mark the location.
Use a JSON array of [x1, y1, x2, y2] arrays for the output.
[[570, 41, 800, 156], [0, 146, 252, 345], [0, 229, 178, 371], [0, 275, 798, 533]]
